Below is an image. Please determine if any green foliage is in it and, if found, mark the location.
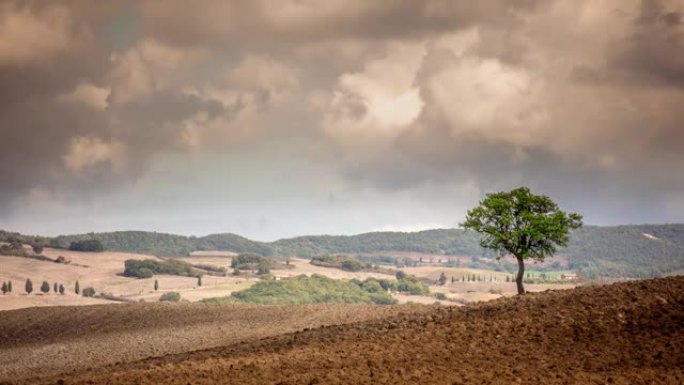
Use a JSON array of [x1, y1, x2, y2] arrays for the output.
[[257, 261, 270, 275], [1, 282, 7, 294], [198, 275, 203, 286], [435, 292, 447, 300], [123, 259, 201, 278], [82, 287, 96, 297], [231, 253, 289, 272], [202, 274, 397, 305], [154, 279, 159, 291], [68, 239, 104, 252], [159, 291, 181, 302], [25, 278, 33, 294], [310, 255, 369, 271], [58, 284, 65, 295], [395, 275, 430, 295], [462, 187, 583, 261]]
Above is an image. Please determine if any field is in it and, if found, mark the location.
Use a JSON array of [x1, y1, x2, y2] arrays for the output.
[[1, 276, 681, 384], [0, 247, 579, 311]]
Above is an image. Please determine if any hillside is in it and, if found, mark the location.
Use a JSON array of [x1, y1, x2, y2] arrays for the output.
[[9, 276, 684, 385], [2, 224, 684, 279]]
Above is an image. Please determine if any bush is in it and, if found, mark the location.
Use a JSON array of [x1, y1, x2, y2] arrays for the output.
[[310, 255, 370, 272], [159, 292, 181, 302], [123, 259, 200, 278], [68, 239, 104, 252], [82, 287, 96, 297], [203, 274, 397, 305], [435, 292, 447, 300]]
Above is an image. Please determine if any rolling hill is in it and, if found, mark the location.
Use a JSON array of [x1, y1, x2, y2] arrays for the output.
[[8, 276, 684, 385], [2, 224, 683, 279]]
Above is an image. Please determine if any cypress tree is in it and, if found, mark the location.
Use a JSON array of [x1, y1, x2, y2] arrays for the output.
[[198, 275, 203, 287], [75, 280, 80, 295], [1, 282, 7, 294], [25, 278, 33, 294], [59, 284, 65, 295], [41, 281, 50, 294], [7, 280, 12, 292], [54, 282, 58, 293], [154, 279, 159, 291]]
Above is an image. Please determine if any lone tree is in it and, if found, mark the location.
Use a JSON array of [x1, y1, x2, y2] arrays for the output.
[[7, 280, 12, 293], [154, 279, 159, 291], [54, 282, 58, 293], [75, 280, 80, 295], [461, 187, 582, 295], [25, 278, 33, 295], [41, 281, 50, 294]]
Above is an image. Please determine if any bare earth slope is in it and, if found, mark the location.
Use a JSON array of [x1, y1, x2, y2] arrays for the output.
[[5, 276, 684, 385], [0, 303, 422, 382]]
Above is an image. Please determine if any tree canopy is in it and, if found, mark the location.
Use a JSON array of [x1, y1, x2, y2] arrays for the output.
[[462, 187, 582, 294]]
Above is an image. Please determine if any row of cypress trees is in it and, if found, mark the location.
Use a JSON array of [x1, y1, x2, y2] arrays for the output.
[[1, 279, 80, 295]]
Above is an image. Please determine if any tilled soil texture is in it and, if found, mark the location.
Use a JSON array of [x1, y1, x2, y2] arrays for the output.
[[8, 277, 684, 385], [0, 303, 427, 382]]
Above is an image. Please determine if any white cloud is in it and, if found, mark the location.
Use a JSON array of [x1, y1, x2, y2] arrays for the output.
[[58, 83, 110, 110], [63, 137, 128, 174], [324, 41, 426, 141]]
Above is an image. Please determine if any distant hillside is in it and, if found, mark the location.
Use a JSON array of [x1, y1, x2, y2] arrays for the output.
[[2, 224, 683, 279]]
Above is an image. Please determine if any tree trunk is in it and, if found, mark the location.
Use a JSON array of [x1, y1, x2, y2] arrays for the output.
[[515, 256, 525, 295]]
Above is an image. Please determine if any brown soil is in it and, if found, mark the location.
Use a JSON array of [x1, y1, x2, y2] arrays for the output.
[[5, 277, 684, 385]]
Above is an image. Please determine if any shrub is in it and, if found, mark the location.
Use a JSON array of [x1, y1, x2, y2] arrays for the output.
[[159, 292, 181, 302], [435, 292, 447, 300], [68, 239, 104, 252], [123, 259, 200, 278], [25, 279, 33, 294], [203, 274, 397, 305], [488, 287, 503, 295], [82, 287, 96, 297]]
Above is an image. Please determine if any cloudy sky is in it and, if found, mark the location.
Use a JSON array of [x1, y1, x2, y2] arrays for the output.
[[0, 0, 682, 240]]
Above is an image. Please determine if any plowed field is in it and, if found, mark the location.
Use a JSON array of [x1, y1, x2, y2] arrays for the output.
[[3, 277, 683, 385]]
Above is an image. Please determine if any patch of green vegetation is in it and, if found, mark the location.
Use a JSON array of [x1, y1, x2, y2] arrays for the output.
[[159, 291, 181, 302], [230, 253, 292, 273], [201, 274, 397, 305], [123, 259, 201, 278]]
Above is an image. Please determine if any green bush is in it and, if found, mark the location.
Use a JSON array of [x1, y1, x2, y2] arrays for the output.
[[310, 255, 370, 272], [82, 287, 96, 297], [123, 259, 200, 278], [68, 239, 104, 252], [159, 292, 181, 302], [203, 274, 397, 305]]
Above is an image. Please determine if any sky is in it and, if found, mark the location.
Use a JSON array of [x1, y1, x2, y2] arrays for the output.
[[0, 0, 683, 241]]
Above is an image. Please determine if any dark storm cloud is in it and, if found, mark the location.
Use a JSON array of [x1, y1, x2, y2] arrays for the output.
[[0, 0, 683, 232]]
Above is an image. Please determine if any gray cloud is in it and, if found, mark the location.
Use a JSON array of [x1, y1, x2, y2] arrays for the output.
[[0, 0, 682, 237]]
